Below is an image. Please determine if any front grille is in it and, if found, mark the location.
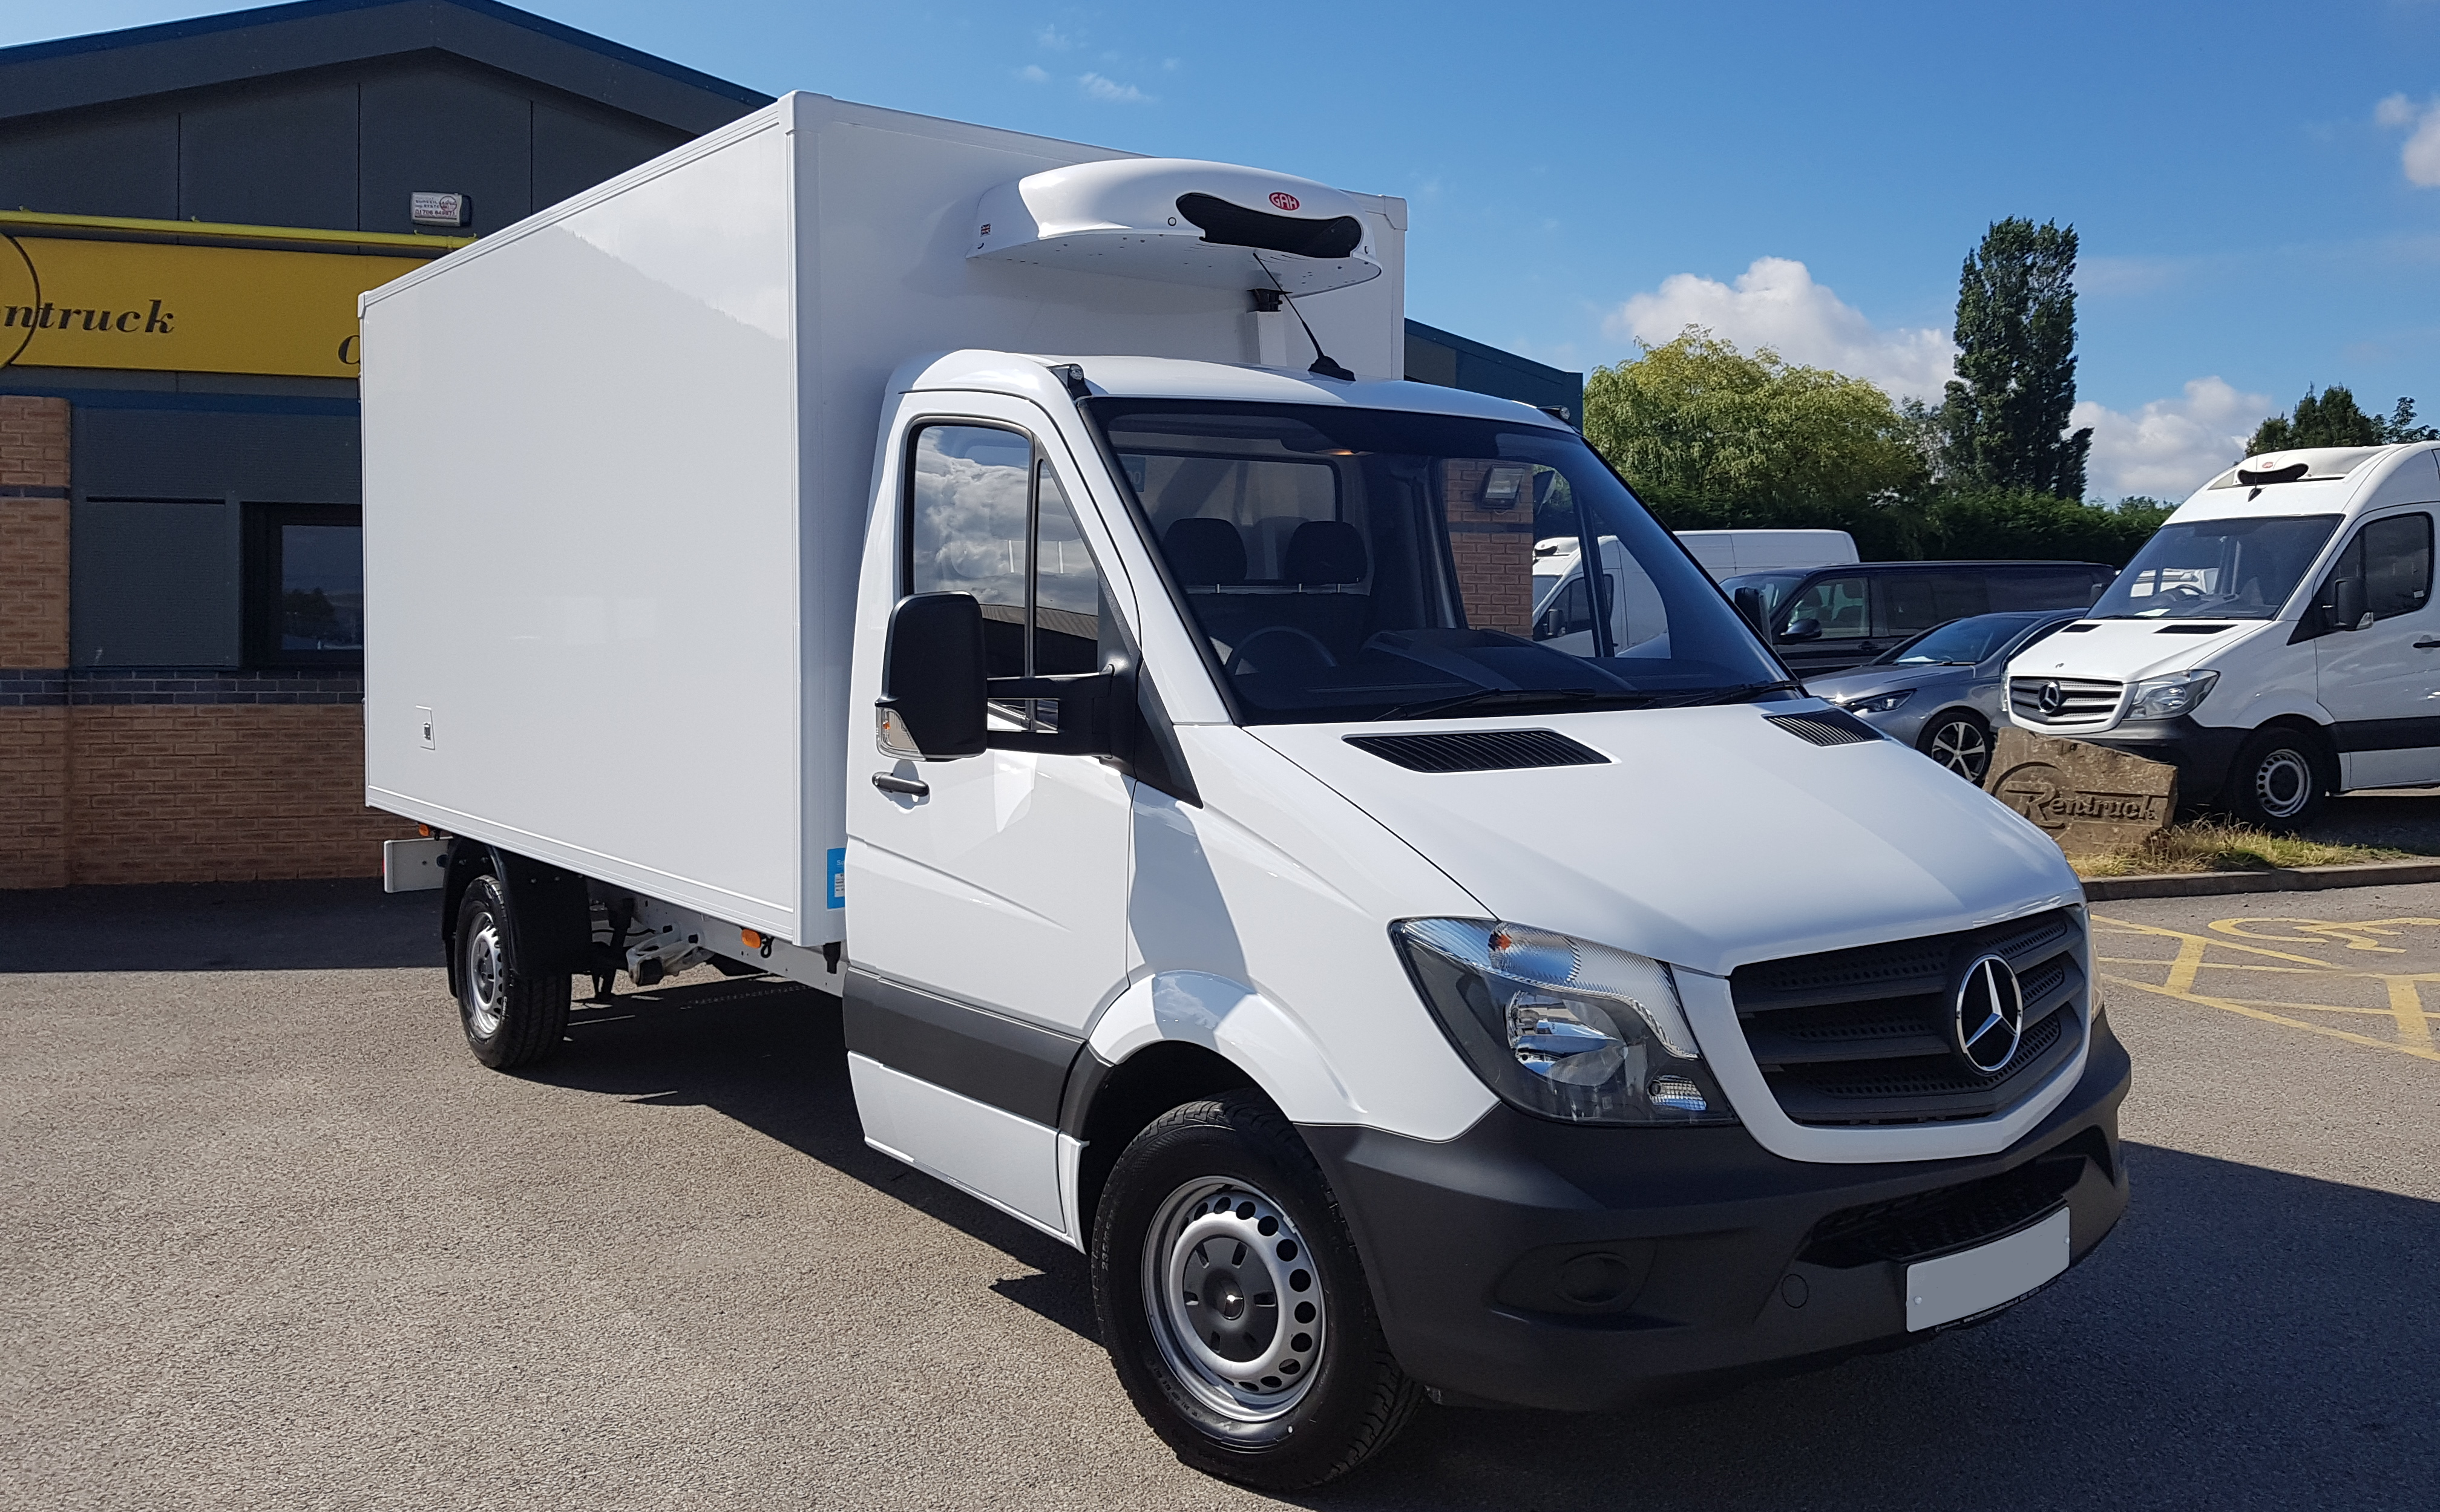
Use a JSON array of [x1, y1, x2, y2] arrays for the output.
[[1800, 1137, 2099, 1267], [2007, 675, 2123, 727], [1731, 908, 2086, 1126]]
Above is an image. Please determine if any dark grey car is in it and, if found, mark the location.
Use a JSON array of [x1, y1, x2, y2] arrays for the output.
[[1803, 611, 2082, 782]]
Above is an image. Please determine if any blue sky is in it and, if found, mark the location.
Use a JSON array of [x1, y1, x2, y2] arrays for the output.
[[8, 0, 2440, 498]]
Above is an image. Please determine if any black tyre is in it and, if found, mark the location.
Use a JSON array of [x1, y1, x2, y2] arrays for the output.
[[1916, 710, 1993, 783], [1091, 1093, 1420, 1490], [454, 873, 571, 1069], [2224, 726, 2329, 831]]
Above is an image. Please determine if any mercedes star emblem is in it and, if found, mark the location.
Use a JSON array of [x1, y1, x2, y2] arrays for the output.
[[2036, 680, 2066, 716], [1953, 954, 2025, 1075]]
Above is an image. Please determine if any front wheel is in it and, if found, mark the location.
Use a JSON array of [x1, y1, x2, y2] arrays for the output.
[[1092, 1093, 1420, 1490], [1916, 710, 1993, 782], [2223, 727, 2329, 831]]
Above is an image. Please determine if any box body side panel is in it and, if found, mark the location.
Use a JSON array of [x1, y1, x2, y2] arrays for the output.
[[362, 116, 805, 936]]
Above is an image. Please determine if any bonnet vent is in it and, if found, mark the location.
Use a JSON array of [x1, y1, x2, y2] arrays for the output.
[[2155, 623, 2231, 635], [1345, 730, 1609, 773], [1765, 710, 1881, 747]]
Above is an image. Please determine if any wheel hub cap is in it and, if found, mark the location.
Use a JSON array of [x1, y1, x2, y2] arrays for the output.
[[1143, 1179, 1325, 1422], [465, 922, 505, 1038]]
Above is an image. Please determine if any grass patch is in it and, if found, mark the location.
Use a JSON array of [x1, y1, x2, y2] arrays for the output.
[[2068, 818, 2412, 879]]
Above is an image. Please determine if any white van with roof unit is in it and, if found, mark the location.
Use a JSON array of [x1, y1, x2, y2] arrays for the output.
[[362, 91, 2128, 1489], [2002, 442, 2440, 829]]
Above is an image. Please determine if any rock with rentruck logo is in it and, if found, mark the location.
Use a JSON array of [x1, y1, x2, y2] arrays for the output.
[[1982, 728, 2177, 853]]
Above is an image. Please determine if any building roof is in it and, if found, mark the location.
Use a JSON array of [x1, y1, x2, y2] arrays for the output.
[[0, 0, 770, 135]]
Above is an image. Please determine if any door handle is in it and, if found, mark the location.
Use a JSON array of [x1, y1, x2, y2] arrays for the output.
[[2415, 638, 2440, 650], [871, 771, 929, 797]]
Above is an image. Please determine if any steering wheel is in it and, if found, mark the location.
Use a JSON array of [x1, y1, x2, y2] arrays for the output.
[[1225, 625, 1339, 678]]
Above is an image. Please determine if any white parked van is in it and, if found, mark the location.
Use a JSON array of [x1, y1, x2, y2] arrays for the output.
[[2002, 443, 2440, 828], [362, 93, 2128, 1489]]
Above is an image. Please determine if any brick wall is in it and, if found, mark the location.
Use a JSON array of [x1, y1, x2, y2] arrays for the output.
[[1442, 459, 1536, 636], [66, 705, 413, 885], [0, 393, 413, 889], [2, 396, 72, 887]]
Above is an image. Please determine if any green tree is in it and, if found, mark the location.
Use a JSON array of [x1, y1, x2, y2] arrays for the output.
[[2249, 386, 2436, 453], [1580, 329, 1929, 557], [1942, 218, 2091, 499]]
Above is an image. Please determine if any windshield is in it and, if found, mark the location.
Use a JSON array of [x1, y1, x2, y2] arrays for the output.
[[1877, 612, 2062, 666], [1089, 400, 1789, 723], [2088, 515, 2340, 621]]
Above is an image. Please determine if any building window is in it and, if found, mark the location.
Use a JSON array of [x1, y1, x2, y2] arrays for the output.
[[246, 503, 363, 667]]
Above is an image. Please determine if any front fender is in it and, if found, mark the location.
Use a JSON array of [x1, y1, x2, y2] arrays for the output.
[[1086, 969, 1369, 1126]]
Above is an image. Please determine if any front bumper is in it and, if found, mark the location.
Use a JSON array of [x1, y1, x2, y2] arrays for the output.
[[1302, 1009, 2131, 1412]]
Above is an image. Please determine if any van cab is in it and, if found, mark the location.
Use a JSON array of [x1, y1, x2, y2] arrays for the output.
[[1722, 560, 2118, 677], [2002, 442, 2440, 828]]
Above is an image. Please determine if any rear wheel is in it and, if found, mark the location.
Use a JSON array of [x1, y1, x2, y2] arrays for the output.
[[454, 874, 571, 1069], [2224, 727, 2329, 831], [1092, 1093, 1419, 1490], [1916, 710, 1993, 782]]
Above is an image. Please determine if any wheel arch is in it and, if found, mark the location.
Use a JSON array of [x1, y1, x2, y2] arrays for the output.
[[439, 839, 591, 995]]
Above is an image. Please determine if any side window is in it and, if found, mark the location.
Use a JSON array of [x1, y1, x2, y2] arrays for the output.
[[245, 503, 364, 668], [909, 424, 1032, 679], [1782, 575, 1870, 640], [1032, 463, 1111, 675], [1990, 566, 2101, 612], [2362, 513, 2433, 620], [1878, 571, 1987, 636], [906, 423, 1112, 731]]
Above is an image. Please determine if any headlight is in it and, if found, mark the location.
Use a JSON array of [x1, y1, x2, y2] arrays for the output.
[[1392, 920, 1737, 1126], [1838, 689, 1913, 715], [2127, 669, 2218, 719]]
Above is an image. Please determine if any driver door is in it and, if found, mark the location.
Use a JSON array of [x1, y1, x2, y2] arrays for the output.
[[844, 401, 1135, 1235]]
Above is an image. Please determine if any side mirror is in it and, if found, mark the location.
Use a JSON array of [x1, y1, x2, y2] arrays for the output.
[[1733, 586, 1771, 637], [1781, 617, 1823, 643], [877, 592, 986, 760], [2329, 577, 2368, 632]]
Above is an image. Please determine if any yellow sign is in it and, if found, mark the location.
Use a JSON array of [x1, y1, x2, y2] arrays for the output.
[[0, 235, 430, 379]]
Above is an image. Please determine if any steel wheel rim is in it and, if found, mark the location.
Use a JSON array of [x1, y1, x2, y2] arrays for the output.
[[1142, 1177, 1325, 1422], [2255, 748, 2312, 819], [1928, 719, 1989, 780], [465, 918, 506, 1038]]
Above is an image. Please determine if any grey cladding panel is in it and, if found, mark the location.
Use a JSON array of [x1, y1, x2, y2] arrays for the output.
[[533, 101, 687, 211], [359, 68, 533, 234], [71, 500, 240, 667], [178, 83, 358, 229], [0, 110, 179, 219], [1403, 330, 1460, 388], [77, 407, 362, 505]]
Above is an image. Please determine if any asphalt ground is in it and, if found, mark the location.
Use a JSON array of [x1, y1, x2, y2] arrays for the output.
[[4, 880, 2436, 1511], [2300, 787, 2440, 853]]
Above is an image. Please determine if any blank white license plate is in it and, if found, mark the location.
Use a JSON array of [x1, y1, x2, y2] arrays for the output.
[[1905, 1208, 2070, 1330]]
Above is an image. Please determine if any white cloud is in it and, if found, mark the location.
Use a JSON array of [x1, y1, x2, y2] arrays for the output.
[[1602, 257, 1957, 400], [1035, 24, 1077, 51], [1015, 64, 1049, 83], [1077, 71, 1153, 103], [2072, 378, 2272, 501], [2376, 93, 2440, 186]]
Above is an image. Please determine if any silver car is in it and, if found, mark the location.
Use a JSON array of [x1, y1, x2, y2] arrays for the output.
[[1805, 610, 2083, 782]]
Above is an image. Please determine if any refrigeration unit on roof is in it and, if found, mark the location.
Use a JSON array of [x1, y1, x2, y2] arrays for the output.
[[968, 158, 1383, 295]]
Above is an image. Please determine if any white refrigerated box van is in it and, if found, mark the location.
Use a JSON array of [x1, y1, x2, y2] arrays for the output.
[[2002, 442, 2440, 828], [362, 92, 2128, 1489]]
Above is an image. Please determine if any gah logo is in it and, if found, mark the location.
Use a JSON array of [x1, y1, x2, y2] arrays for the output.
[[1268, 192, 1300, 212]]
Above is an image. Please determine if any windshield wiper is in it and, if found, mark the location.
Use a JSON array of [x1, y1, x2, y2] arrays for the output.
[[1372, 687, 1619, 721], [1647, 680, 1802, 707]]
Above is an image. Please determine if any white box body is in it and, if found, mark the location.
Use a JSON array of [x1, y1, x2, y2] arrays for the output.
[[360, 93, 1405, 945]]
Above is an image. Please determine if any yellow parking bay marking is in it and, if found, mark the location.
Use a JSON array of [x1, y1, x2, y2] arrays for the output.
[[2091, 914, 2440, 1065]]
